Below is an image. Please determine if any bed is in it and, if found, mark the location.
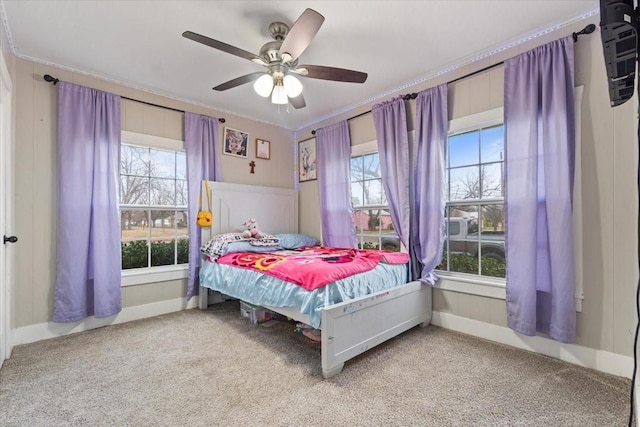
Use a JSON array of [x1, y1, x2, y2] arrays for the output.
[[198, 181, 432, 378]]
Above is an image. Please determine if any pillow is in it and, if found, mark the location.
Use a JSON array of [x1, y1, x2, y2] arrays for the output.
[[222, 241, 282, 256], [275, 233, 320, 250]]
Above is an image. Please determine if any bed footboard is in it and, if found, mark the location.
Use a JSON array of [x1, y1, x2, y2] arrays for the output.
[[320, 281, 432, 379]]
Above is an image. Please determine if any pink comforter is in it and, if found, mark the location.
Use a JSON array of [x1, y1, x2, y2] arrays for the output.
[[216, 246, 409, 291]]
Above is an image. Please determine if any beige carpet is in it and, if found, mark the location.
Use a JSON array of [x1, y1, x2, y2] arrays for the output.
[[0, 301, 631, 426]]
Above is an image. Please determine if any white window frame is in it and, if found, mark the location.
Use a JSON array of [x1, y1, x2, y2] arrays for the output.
[[120, 131, 189, 287], [436, 108, 507, 298]]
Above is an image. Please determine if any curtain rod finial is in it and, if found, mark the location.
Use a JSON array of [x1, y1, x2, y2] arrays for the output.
[[43, 74, 59, 85], [573, 23, 596, 42]]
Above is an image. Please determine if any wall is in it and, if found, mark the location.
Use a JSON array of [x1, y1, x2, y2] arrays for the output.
[[12, 58, 294, 328], [297, 17, 639, 358]]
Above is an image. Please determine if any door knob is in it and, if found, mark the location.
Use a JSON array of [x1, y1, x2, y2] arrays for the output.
[[3, 235, 17, 244]]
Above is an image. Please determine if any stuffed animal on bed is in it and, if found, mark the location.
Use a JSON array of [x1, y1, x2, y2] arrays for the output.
[[241, 218, 265, 239]]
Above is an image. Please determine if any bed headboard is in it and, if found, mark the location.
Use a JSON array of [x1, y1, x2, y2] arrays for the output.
[[201, 181, 298, 242]]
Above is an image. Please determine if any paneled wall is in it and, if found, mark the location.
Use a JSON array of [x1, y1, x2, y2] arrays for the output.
[[297, 17, 639, 357], [12, 58, 294, 328]]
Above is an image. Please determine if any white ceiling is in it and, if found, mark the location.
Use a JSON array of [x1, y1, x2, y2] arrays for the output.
[[1, 1, 598, 131]]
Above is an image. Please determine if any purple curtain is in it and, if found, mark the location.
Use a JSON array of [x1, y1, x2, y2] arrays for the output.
[[504, 36, 576, 343], [412, 84, 448, 284], [54, 82, 122, 322], [185, 112, 223, 298], [316, 121, 357, 248], [372, 97, 410, 250]]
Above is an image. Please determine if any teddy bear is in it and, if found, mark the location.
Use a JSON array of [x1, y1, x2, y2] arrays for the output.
[[241, 218, 264, 239]]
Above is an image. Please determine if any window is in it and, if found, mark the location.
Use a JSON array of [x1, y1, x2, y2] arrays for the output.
[[350, 148, 401, 252], [439, 121, 506, 279], [119, 139, 189, 271]]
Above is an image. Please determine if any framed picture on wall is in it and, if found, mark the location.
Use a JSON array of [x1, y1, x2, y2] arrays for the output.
[[256, 139, 270, 160], [222, 127, 248, 158], [298, 138, 317, 182]]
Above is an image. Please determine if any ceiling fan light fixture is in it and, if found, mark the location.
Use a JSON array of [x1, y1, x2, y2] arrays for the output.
[[253, 74, 274, 97], [271, 81, 288, 104], [283, 75, 303, 98]]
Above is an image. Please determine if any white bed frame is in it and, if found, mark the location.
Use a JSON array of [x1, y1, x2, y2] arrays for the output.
[[198, 181, 432, 378]]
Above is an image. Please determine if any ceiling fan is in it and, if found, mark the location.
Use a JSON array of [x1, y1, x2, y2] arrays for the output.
[[182, 8, 368, 109]]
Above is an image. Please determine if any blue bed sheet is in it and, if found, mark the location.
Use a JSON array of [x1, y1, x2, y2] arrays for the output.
[[199, 258, 409, 329]]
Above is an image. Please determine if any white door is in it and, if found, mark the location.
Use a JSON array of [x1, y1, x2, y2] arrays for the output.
[[0, 50, 13, 366]]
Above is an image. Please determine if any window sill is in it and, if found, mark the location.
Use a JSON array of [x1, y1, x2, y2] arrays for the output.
[[121, 265, 188, 287], [435, 271, 506, 299], [434, 271, 583, 312]]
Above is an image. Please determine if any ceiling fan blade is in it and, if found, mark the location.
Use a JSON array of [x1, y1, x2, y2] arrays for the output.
[[183, 31, 261, 62], [289, 93, 306, 109], [279, 9, 324, 62], [213, 72, 265, 91], [295, 65, 368, 83]]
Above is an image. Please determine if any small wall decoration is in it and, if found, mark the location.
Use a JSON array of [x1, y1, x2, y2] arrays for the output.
[[223, 127, 248, 158], [298, 138, 317, 182], [256, 139, 271, 160]]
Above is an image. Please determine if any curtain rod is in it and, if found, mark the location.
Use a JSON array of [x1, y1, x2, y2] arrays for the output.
[[42, 74, 226, 123], [301, 24, 595, 140]]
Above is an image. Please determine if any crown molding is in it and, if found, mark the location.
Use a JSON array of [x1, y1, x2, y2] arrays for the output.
[[293, 7, 600, 133]]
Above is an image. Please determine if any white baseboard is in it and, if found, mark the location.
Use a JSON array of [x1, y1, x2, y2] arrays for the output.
[[432, 310, 633, 379], [12, 297, 198, 347]]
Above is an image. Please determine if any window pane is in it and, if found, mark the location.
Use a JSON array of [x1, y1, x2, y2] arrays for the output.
[[449, 166, 479, 200], [480, 204, 506, 277], [350, 157, 363, 181], [381, 234, 400, 252], [378, 209, 400, 252], [176, 211, 189, 239], [379, 209, 394, 231], [121, 145, 149, 177], [481, 125, 504, 164], [351, 182, 364, 207], [122, 240, 149, 269], [121, 209, 149, 241], [448, 131, 479, 168], [361, 235, 380, 250], [481, 163, 503, 198], [353, 210, 367, 233], [446, 205, 479, 275], [362, 209, 382, 233], [151, 239, 176, 267], [177, 239, 189, 264], [150, 210, 177, 267], [121, 209, 149, 269], [176, 179, 188, 206], [150, 210, 177, 240], [120, 175, 149, 205], [481, 204, 504, 233], [363, 154, 381, 179], [176, 152, 186, 179], [150, 178, 176, 206], [150, 149, 176, 179], [363, 179, 385, 205]]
